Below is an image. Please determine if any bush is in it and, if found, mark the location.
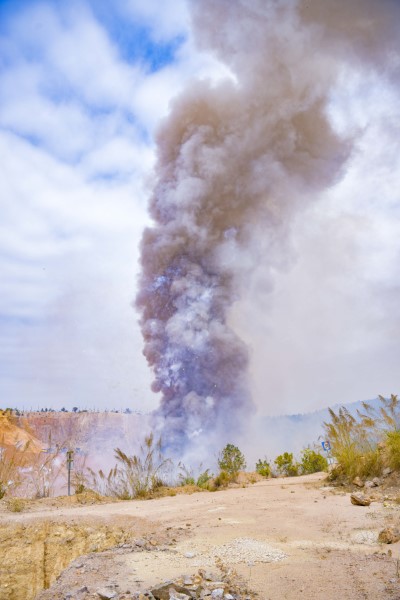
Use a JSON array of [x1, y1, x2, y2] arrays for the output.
[[274, 452, 299, 476], [177, 463, 196, 486], [300, 449, 328, 474], [255, 459, 271, 478], [6, 498, 25, 512], [213, 470, 232, 489], [196, 469, 212, 488], [218, 444, 246, 477]]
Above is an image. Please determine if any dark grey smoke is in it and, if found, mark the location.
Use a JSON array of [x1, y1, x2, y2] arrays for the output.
[[136, 0, 400, 458]]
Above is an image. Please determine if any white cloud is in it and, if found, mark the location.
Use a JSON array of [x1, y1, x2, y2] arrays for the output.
[[0, 0, 225, 411]]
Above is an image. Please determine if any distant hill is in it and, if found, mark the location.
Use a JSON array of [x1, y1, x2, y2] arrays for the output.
[[0, 398, 386, 470], [257, 397, 382, 458]]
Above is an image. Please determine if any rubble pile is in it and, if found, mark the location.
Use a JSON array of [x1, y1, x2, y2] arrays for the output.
[[58, 568, 257, 600]]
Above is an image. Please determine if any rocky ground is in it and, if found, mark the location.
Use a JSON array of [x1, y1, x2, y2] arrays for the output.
[[2, 473, 400, 600]]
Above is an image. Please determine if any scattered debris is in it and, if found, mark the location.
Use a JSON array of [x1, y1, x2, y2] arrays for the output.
[[142, 569, 256, 599]]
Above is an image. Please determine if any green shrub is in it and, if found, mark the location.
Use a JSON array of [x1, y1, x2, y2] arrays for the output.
[[274, 452, 299, 477], [196, 469, 212, 488], [213, 470, 232, 488], [300, 449, 328, 474], [255, 459, 271, 477], [218, 444, 246, 477], [177, 463, 196, 486]]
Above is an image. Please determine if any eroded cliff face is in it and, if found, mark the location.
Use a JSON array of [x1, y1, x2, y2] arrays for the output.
[[0, 412, 42, 454], [0, 518, 136, 600]]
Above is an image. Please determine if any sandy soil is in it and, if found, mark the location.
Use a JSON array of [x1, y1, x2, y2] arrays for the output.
[[3, 473, 400, 599]]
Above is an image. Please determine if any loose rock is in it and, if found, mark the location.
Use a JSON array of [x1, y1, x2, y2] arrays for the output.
[[96, 588, 117, 599], [352, 477, 364, 488], [350, 493, 371, 506], [378, 527, 400, 544]]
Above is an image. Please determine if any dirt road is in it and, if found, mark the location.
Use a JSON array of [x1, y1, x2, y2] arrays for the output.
[[2, 473, 400, 599]]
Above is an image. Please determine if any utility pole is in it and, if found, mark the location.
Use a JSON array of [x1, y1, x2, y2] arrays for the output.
[[66, 449, 74, 496]]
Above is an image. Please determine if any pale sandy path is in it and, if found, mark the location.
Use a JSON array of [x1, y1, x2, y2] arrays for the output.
[[3, 474, 400, 599]]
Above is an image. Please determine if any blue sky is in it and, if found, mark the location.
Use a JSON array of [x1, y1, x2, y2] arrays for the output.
[[1, 0, 399, 415], [0, 0, 226, 412]]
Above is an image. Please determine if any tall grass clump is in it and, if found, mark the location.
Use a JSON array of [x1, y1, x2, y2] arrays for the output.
[[88, 433, 171, 499], [0, 443, 23, 498], [324, 394, 400, 481]]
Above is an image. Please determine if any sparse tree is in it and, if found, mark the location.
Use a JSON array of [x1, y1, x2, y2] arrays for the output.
[[274, 452, 299, 476], [218, 444, 246, 476]]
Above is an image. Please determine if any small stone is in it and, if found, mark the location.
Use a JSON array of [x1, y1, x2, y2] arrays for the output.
[[150, 583, 192, 600], [372, 477, 381, 486], [184, 552, 196, 558], [199, 570, 217, 582], [352, 476, 364, 488], [205, 583, 226, 591], [224, 595, 235, 600], [383, 467, 393, 477], [135, 539, 146, 548], [96, 589, 117, 599], [211, 590, 224, 599], [350, 493, 371, 506], [378, 527, 400, 544], [364, 481, 375, 489]]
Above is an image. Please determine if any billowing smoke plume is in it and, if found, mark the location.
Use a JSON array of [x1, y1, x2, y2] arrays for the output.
[[136, 0, 400, 457]]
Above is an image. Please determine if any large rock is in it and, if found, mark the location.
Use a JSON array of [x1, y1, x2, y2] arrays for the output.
[[350, 493, 371, 506], [378, 527, 400, 544]]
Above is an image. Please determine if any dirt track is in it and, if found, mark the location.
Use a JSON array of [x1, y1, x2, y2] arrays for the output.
[[2, 473, 400, 599]]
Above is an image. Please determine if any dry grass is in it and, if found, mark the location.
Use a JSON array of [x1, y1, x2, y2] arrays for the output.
[[325, 395, 400, 482]]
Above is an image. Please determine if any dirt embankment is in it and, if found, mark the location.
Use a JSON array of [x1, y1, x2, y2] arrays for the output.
[[2, 474, 400, 600], [0, 508, 170, 600], [0, 412, 42, 454]]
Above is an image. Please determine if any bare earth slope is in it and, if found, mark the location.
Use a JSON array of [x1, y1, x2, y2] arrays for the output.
[[1, 474, 400, 599]]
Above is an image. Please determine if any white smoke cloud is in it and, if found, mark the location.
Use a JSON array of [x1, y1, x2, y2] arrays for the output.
[[137, 0, 400, 460]]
